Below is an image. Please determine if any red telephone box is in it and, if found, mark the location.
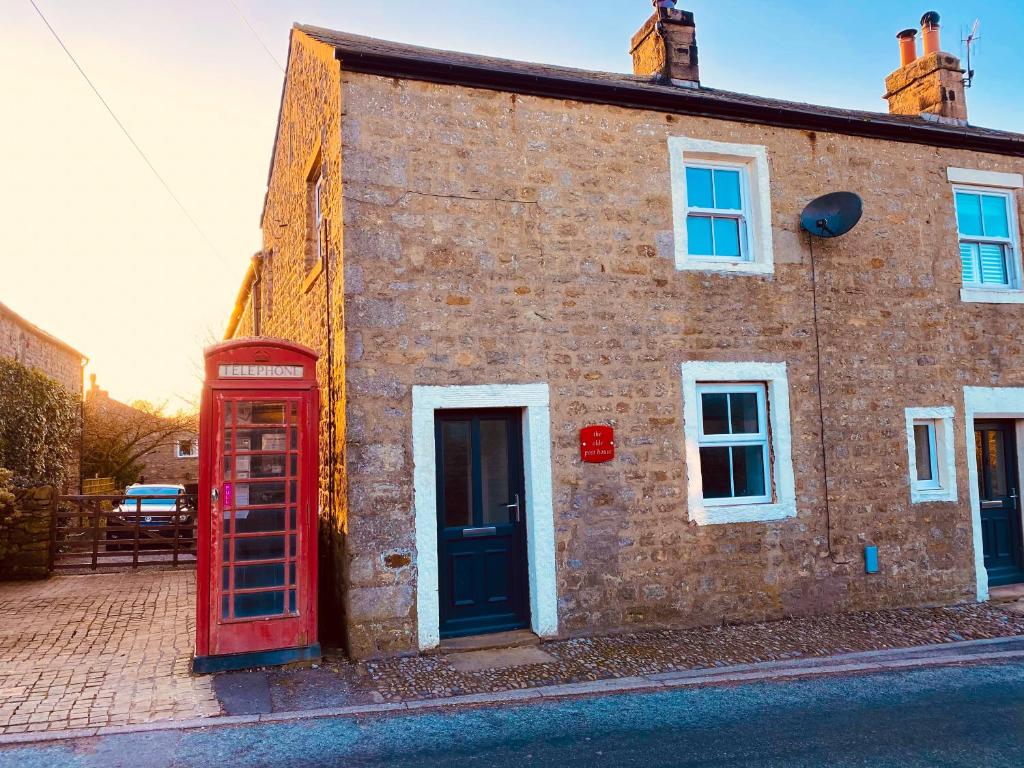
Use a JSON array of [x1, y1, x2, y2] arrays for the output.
[[193, 339, 320, 673]]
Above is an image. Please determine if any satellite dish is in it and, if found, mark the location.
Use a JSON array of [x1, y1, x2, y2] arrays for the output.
[[800, 192, 863, 239]]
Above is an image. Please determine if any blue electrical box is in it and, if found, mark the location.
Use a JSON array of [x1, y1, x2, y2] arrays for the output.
[[864, 546, 879, 574]]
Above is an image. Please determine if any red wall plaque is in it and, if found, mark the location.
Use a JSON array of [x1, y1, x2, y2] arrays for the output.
[[580, 425, 615, 463]]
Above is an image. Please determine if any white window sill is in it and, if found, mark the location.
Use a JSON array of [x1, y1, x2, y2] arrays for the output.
[[910, 486, 957, 504], [678, 258, 774, 276], [961, 287, 1024, 304], [690, 499, 796, 526]]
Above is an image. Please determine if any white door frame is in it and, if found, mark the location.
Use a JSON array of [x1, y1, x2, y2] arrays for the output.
[[963, 386, 1024, 601], [411, 383, 558, 650]]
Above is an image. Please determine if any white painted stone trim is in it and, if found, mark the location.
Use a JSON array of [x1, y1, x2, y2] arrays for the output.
[[947, 167, 1024, 189], [904, 406, 958, 504], [411, 383, 557, 650], [680, 361, 796, 525], [668, 136, 774, 276], [963, 386, 1024, 602], [960, 287, 1024, 305]]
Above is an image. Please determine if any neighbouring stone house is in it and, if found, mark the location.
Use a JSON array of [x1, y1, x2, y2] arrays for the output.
[[85, 376, 199, 487], [224, 6, 1024, 660], [0, 300, 86, 492]]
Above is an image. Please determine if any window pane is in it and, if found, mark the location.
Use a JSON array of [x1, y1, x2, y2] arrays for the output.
[[701, 393, 729, 435], [687, 215, 714, 256], [234, 591, 284, 619], [914, 424, 934, 482], [955, 192, 984, 236], [699, 447, 732, 499], [979, 243, 1009, 285], [234, 536, 285, 562], [713, 169, 742, 210], [234, 507, 286, 534], [732, 445, 766, 498], [960, 243, 979, 285], [441, 420, 472, 527], [730, 393, 760, 434], [233, 563, 285, 590], [480, 420, 511, 525], [981, 194, 1010, 238], [712, 218, 741, 258], [987, 431, 1008, 498], [686, 167, 714, 208]]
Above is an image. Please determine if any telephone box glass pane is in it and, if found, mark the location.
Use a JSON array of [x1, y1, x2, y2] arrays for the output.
[[234, 508, 286, 534], [237, 481, 286, 507], [234, 536, 286, 562], [234, 591, 284, 618], [246, 455, 287, 478], [480, 419, 511, 525], [233, 563, 286, 590]]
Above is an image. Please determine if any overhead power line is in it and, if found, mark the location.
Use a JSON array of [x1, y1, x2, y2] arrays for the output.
[[27, 0, 227, 265], [226, 0, 286, 72]]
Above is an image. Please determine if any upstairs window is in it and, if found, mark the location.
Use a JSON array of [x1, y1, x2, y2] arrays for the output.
[[954, 188, 1018, 288], [176, 438, 198, 459], [685, 165, 748, 261], [669, 137, 774, 276]]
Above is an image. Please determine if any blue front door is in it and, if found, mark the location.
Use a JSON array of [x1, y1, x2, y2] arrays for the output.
[[436, 410, 529, 638], [978, 421, 1024, 586]]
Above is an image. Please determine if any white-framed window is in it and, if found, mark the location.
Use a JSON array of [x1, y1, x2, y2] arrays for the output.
[[947, 167, 1024, 304], [669, 137, 773, 275], [696, 383, 771, 505], [175, 438, 198, 459], [681, 361, 796, 525], [904, 407, 957, 503]]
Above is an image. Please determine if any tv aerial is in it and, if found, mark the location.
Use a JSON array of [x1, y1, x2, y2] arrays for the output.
[[800, 192, 863, 239], [963, 19, 980, 88]]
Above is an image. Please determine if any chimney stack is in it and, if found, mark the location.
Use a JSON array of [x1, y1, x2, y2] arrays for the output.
[[630, 0, 699, 86], [884, 11, 967, 123]]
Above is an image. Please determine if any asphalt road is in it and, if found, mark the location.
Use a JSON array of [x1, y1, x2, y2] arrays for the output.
[[4, 661, 1024, 768]]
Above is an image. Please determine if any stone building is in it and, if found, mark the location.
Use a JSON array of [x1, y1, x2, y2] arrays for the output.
[[0, 301, 85, 399], [85, 376, 199, 487], [0, 300, 86, 491], [225, 7, 1024, 659]]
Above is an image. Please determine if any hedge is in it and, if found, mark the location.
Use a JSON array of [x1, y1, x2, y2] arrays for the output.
[[0, 358, 79, 488]]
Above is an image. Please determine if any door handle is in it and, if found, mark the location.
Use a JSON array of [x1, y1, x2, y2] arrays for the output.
[[506, 494, 521, 524], [1012, 488, 1019, 511]]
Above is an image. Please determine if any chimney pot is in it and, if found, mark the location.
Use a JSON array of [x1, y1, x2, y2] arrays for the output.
[[897, 28, 918, 67], [921, 10, 942, 55]]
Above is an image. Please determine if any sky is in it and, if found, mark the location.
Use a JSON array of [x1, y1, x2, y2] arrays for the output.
[[3, 0, 1023, 411]]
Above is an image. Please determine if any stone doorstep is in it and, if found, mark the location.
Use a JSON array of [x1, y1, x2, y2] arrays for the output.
[[4, 636, 1024, 748], [989, 585, 1024, 604], [432, 629, 541, 654]]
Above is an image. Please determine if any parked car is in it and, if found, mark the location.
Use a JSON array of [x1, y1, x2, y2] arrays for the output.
[[106, 484, 195, 550]]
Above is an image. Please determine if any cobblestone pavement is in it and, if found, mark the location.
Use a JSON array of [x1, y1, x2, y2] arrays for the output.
[[0, 571, 220, 735], [346, 603, 1024, 703]]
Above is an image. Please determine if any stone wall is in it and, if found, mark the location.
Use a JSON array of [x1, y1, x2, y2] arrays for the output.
[[231, 29, 350, 647], [0, 308, 83, 396], [334, 71, 1024, 658], [0, 487, 54, 581], [233, 31, 1024, 660]]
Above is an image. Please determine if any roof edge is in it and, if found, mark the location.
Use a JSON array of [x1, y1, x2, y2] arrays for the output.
[[0, 300, 88, 362], [313, 30, 1024, 157]]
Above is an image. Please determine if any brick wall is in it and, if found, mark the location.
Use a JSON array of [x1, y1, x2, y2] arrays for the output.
[[235, 32, 1024, 659], [137, 432, 199, 485]]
